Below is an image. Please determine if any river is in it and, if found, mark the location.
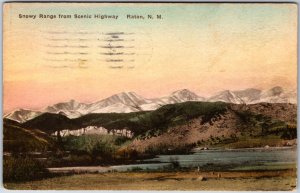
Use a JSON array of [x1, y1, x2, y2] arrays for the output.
[[48, 147, 297, 173], [110, 147, 297, 171]]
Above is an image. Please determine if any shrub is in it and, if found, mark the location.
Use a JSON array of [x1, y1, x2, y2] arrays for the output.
[[3, 156, 49, 182], [169, 157, 180, 169], [281, 126, 297, 140], [63, 135, 118, 159], [129, 167, 143, 172]]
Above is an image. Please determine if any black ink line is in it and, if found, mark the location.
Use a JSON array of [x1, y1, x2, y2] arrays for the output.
[[99, 46, 135, 49], [105, 32, 134, 35], [42, 31, 96, 35], [45, 45, 89, 48], [46, 38, 90, 41], [99, 52, 135, 55], [111, 35, 119, 39], [101, 39, 124, 42], [109, 66, 124, 69], [42, 31, 135, 35], [43, 31, 68, 34], [46, 52, 89, 55], [106, 59, 124, 62], [44, 58, 88, 62], [104, 59, 135, 62], [98, 39, 135, 42], [46, 65, 89, 69], [47, 65, 69, 68]]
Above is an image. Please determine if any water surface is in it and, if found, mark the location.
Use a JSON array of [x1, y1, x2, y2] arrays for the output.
[[111, 147, 297, 171]]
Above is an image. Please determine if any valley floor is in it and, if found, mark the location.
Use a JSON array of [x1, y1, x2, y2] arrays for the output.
[[4, 170, 297, 191]]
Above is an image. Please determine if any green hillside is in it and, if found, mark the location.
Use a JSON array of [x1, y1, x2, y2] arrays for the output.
[[3, 101, 297, 160], [3, 119, 57, 152], [21, 101, 228, 136], [22, 113, 75, 134]]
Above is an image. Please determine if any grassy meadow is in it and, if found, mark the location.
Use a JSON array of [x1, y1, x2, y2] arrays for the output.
[[4, 170, 297, 191]]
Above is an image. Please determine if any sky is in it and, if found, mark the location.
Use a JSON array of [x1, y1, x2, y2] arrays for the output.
[[3, 3, 298, 113]]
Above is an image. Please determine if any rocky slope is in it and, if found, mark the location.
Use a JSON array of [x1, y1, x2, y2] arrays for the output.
[[3, 119, 56, 152], [128, 103, 297, 153], [4, 101, 297, 153]]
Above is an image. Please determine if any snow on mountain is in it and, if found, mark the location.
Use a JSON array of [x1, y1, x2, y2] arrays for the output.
[[4, 87, 296, 123], [139, 102, 163, 111], [208, 90, 245, 104], [161, 89, 205, 104], [261, 86, 284, 98], [283, 89, 297, 104], [233, 88, 262, 103], [250, 86, 297, 104], [87, 92, 149, 113], [90, 102, 140, 113], [208, 86, 297, 104], [44, 99, 88, 118], [88, 90, 205, 112], [4, 109, 42, 123], [139, 89, 205, 110]]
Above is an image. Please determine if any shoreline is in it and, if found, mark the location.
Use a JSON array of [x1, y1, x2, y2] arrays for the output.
[[4, 169, 297, 190], [47, 146, 297, 173], [192, 145, 297, 151]]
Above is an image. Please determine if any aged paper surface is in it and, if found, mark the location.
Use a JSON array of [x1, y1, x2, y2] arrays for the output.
[[3, 2, 297, 190]]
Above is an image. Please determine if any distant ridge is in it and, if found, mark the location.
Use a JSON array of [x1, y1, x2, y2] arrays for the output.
[[4, 86, 297, 123]]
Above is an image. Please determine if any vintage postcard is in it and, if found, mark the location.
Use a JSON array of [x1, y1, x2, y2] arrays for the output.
[[2, 2, 297, 191]]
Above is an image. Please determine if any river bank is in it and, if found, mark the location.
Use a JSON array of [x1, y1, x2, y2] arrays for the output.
[[4, 169, 297, 190], [45, 146, 296, 173]]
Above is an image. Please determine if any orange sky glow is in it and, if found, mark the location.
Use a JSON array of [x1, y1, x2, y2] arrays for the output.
[[3, 3, 297, 113]]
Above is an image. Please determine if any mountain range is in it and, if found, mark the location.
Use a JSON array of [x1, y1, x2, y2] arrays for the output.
[[4, 86, 297, 123], [4, 101, 297, 153]]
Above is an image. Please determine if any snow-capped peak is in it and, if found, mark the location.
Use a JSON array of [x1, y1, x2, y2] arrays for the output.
[[208, 90, 245, 104], [208, 86, 296, 104], [112, 91, 148, 106], [160, 89, 205, 104], [252, 86, 296, 104], [86, 91, 154, 114], [171, 89, 198, 98], [261, 86, 284, 98], [4, 86, 296, 123], [4, 108, 42, 123], [43, 99, 88, 119]]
